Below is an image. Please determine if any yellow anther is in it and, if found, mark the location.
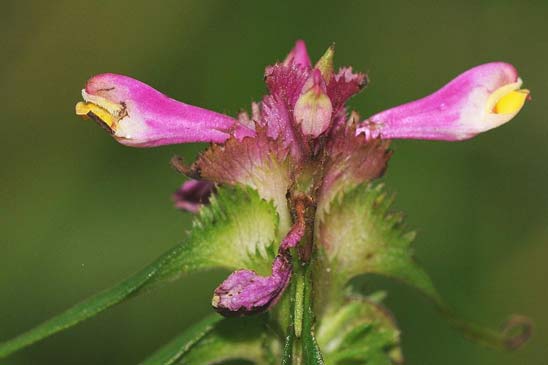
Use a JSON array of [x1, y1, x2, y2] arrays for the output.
[[75, 102, 117, 128], [493, 89, 530, 114]]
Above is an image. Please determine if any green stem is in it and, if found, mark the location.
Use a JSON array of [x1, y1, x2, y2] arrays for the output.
[[281, 272, 297, 365], [286, 164, 326, 364], [294, 267, 305, 338], [284, 260, 324, 364]]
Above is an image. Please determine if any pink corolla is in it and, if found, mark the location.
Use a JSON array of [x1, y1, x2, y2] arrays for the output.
[[357, 62, 529, 141], [75, 74, 254, 147], [75, 40, 529, 316]]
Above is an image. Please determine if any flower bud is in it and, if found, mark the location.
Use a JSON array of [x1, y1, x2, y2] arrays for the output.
[[294, 70, 333, 137]]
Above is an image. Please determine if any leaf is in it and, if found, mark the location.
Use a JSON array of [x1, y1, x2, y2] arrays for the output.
[[139, 315, 276, 365], [165, 316, 274, 365], [139, 314, 223, 365], [0, 186, 279, 358]]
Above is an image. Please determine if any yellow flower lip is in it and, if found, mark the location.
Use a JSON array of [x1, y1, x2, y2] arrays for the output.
[[75, 90, 127, 135], [75, 102, 116, 134], [487, 77, 530, 115], [493, 89, 530, 114]]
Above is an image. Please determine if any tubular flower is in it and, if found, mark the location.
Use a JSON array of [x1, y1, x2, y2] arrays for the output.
[[75, 41, 529, 319], [75, 73, 254, 147], [356, 62, 529, 141]]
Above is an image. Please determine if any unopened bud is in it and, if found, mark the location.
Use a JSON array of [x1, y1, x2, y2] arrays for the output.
[[294, 70, 333, 137]]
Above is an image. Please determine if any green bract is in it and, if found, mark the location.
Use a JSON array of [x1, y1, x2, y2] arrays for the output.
[[315, 183, 440, 314]]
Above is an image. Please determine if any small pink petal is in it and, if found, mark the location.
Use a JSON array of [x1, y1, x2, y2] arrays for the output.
[[283, 40, 312, 69]]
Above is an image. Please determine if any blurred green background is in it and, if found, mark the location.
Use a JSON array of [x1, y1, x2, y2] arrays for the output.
[[1, 1, 546, 364]]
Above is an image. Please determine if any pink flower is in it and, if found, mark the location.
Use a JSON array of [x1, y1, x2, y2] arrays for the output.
[[75, 73, 254, 147], [356, 62, 529, 141]]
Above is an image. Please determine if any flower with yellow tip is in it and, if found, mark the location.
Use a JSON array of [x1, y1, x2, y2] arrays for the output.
[[75, 73, 254, 147], [357, 62, 529, 141]]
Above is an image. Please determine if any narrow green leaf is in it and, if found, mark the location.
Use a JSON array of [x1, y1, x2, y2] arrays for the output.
[[0, 243, 183, 358], [168, 316, 273, 365], [139, 314, 222, 365], [0, 186, 279, 358]]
